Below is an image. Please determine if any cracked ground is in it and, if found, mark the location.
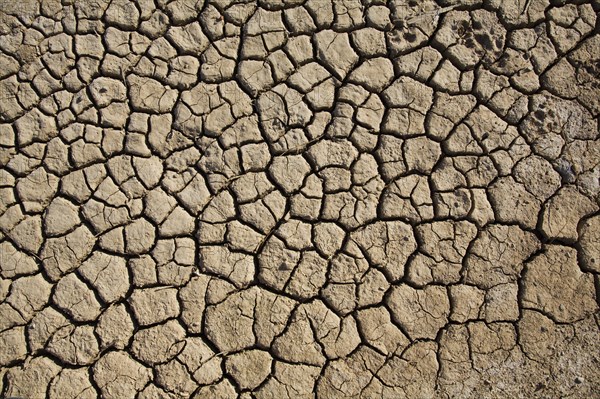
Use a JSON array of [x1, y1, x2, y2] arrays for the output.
[[0, 0, 599, 398]]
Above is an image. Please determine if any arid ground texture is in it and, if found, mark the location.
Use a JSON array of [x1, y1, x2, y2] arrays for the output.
[[0, 0, 599, 398]]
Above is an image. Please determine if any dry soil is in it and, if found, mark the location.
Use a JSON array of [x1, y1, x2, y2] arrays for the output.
[[0, 0, 599, 398]]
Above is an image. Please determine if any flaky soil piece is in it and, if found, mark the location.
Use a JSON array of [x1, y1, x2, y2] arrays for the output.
[[522, 245, 597, 323], [93, 351, 151, 399]]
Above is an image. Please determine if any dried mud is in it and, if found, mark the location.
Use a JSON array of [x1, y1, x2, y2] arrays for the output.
[[0, 0, 599, 398]]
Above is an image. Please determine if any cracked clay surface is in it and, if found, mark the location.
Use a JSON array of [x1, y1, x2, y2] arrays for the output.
[[0, 0, 599, 398]]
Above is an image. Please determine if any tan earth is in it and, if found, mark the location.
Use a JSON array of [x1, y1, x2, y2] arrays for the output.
[[0, 0, 599, 398]]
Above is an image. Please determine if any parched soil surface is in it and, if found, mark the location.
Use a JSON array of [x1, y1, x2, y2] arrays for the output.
[[1, 0, 599, 398]]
